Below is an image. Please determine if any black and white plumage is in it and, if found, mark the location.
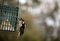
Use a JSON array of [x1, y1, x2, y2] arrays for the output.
[[17, 18, 25, 39]]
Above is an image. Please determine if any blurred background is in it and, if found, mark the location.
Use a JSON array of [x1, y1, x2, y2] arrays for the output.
[[0, 0, 60, 41]]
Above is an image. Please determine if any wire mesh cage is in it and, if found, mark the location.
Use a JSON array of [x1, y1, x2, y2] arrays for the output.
[[0, 4, 18, 32]]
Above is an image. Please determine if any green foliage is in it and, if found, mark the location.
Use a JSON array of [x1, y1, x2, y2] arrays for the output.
[[33, 0, 40, 4]]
